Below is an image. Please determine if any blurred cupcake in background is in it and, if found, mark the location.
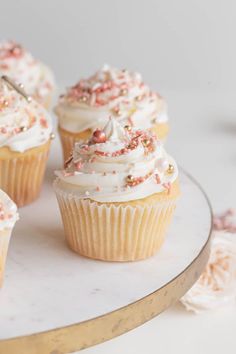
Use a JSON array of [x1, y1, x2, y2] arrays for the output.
[[54, 118, 179, 262], [0, 76, 54, 207], [0, 189, 19, 287], [0, 40, 55, 108], [55, 64, 169, 162]]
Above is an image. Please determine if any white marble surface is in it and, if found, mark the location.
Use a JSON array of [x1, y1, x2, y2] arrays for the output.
[[0, 139, 211, 340], [82, 90, 236, 354]]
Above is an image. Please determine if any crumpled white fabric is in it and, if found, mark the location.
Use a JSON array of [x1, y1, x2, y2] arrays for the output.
[[180, 209, 236, 313]]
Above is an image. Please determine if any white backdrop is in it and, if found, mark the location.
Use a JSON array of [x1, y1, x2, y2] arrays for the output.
[[1, 0, 235, 90]]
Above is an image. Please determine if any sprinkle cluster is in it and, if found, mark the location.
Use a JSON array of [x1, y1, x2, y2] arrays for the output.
[[63, 125, 172, 193], [0, 41, 54, 102], [76, 127, 156, 158], [126, 171, 153, 187], [0, 105, 48, 138], [57, 117, 176, 200], [61, 67, 156, 109], [213, 209, 236, 233], [0, 86, 49, 139], [0, 41, 24, 64]]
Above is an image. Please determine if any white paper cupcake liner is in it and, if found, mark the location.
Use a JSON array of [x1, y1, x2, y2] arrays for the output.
[[54, 183, 177, 261], [58, 128, 77, 163], [0, 142, 50, 207]]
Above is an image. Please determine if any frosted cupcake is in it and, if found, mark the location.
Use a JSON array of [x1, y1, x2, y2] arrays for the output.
[[54, 118, 179, 261], [0, 40, 55, 108], [55, 64, 169, 162], [0, 189, 18, 286], [0, 76, 54, 207]]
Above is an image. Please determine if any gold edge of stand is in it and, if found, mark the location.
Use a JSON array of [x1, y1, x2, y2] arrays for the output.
[[0, 170, 213, 354]]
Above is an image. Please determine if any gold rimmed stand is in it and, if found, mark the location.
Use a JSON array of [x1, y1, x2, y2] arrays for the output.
[[0, 169, 212, 354]]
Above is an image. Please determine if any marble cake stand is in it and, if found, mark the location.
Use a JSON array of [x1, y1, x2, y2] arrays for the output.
[[0, 141, 212, 354]]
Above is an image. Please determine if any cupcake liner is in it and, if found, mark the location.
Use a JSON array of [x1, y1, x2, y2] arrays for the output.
[[58, 126, 91, 163], [0, 141, 50, 207], [0, 228, 12, 287], [54, 184, 178, 261], [59, 127, 77, 163]]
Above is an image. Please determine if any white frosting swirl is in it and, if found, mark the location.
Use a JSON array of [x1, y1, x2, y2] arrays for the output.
[[54, 118, 177, 202], [0, 40, 54, 103], [55, 64, 168, 133], [0, 189, 19, 231], [0, 78, 52, 152]]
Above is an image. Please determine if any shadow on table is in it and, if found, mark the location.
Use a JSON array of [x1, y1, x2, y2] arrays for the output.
[[208, 115, 236, 136]]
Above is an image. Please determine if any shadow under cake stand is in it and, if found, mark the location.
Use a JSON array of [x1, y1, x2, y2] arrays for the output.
[[0, 142, 212, 354]]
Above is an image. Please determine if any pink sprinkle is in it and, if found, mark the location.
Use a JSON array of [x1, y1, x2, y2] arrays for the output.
[[40, 117, 48, 128], [226, 208, 235, 216], [163, 182, 171, 194], [213, 209, 236, 232], [90, 93, 96, 106], [155, 174, 161, 184], [213, 218, 223, 230], [63, 171, 74, 177], [95, 150, 109, 156], [75, 161, 83, 170], [128, 117, 133, 126], [81, 144, 89, 151], [0, 64, 9, 70], [14, 127, 21, 134]]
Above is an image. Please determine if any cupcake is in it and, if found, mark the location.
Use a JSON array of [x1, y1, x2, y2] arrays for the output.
[[54, 118, 179, 262], [0, 76, 54, 207], [0, 40, 55, 108], [55, 64, 169, 162], [0, 189, 19, 286]]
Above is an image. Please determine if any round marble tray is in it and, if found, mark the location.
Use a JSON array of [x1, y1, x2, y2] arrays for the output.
[[0, 141, 212, 354]]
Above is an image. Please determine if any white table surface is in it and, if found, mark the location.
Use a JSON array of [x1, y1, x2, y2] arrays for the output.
[[79, 90, 236, 354]]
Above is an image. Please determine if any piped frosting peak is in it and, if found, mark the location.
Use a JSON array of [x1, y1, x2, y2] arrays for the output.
[[55, 118, 177, 202]]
